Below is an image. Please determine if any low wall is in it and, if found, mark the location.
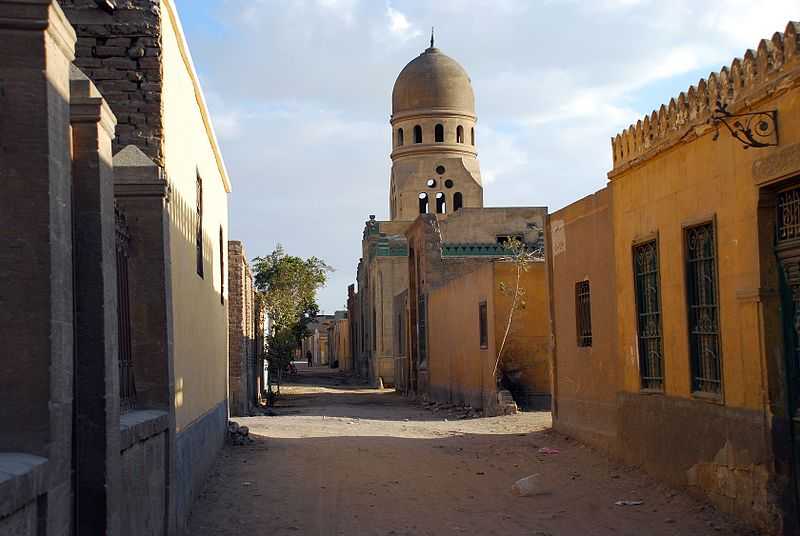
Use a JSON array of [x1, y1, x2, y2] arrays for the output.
[[617, 393, 780, 532], [120, 410, 170, 536], [175, 400, 226, 533]]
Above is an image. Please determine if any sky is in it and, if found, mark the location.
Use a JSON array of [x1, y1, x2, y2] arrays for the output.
[[173, 0, 798, 313]]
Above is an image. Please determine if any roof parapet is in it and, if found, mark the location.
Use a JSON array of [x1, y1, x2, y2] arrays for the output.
[[610, 21, 800, 174]]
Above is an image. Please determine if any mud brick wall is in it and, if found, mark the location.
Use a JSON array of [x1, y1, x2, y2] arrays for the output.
[[60, 0, 164, 166], [228, 241, 255, 416]]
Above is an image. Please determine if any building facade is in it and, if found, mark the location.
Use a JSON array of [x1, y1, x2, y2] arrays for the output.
[[400, 209, 551, 412], [0, 1, 234, 534], [550, 22, 800, 535]]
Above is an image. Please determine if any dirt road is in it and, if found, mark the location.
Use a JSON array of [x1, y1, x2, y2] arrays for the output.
[[188, 367, 752, 536]]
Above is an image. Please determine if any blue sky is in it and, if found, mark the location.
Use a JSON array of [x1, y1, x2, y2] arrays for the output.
[[174, 0, 797, 313]]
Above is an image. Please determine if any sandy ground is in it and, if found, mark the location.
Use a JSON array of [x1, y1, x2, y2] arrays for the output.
[[188, 366, 754, 536]]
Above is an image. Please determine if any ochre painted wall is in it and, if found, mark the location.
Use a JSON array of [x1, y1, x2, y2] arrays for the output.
[[427, 263, 496, 409], [493, 261, 551, 399], [161, 1, 230, 432], [610, 84, 800, 409], [548, 189, 619, 450]]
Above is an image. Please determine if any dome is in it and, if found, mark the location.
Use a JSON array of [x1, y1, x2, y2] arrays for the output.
[[392, 46, 475, 116]]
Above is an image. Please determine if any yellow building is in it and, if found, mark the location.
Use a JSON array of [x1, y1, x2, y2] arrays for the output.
[[550, 22, 800, 534], [402, 208, 551, 412], [426, 261, 551, 410]]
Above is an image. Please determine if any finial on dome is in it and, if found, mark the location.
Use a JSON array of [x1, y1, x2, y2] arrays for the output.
[[430, 27, 434, 48]]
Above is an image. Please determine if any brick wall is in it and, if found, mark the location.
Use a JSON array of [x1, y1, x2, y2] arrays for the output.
[[228, 241, 255, 416], [59, 0, 165, 165]]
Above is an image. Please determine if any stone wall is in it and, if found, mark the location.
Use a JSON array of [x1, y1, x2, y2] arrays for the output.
[[59, 0, 165, 165]]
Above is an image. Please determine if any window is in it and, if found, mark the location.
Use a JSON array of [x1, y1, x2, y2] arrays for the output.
[[479, 301, 488, 349], [444, 179, 454, 189], [419, 192, 429, 214], [196, 173, 203, 277], [777, 187, 800, 243], [634, 240, 663, 390], [435, 192, 446, 214], [470, 127, 475, 145], [219, 226, 225, 304], [685, 222, 722, 395], [435, 123, 444, 142], [414, 125, 422, 144], [426, 179, 437, 188], [456, 125, 464, 143], [575, 280, 592, 347], [497, 235, 524, 246], [453, 192, 463, 211], [397, 128, 404, 147], [436, 165, 446, 175]]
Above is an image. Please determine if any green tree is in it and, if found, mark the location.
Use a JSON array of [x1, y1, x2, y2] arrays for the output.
[[252, 245, 332, 396]]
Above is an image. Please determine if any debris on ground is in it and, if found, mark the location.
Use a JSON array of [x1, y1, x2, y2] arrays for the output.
[[615, 500, 644, 506], [227, 420, 255, 445], [418, 399, 483, 419], [512, 474, 548, 497], [538, 447, 560, 455]]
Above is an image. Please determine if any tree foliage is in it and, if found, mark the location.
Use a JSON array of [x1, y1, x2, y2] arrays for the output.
[[252, 244, 332, 368]]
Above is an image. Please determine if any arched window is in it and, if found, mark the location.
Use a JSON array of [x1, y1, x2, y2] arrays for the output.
[[470, 127, 475, 146], [435, 124, 444, 143], [414, 125, 422, 144], [456, 125, 464, 143], [418, 192, 429, 214], [453, 192, 463, 211], [435, 192, 446, 214], [397, 128, 404, 146]]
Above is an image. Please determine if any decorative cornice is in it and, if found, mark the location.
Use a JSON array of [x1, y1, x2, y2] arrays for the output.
[[610, 21, 800, 176], [391, 108, 477, 124], [391, 144, 477, 161]]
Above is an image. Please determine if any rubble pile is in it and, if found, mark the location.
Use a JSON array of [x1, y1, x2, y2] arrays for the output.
[[420, 399, 483, 419]]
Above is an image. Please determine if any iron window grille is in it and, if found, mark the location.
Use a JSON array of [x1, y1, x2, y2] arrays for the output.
[[777, 187, 800, 244], [196, 173, 204, 277], [575, 280, 592, 347], [479, 301, 488, 349], [633, 240, 664, 390], [685, 222, 722, 395], [116, 205, 136, 411]]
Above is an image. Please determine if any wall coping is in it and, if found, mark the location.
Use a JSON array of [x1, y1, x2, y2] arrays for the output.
[[120, 409, 169, 452], [0, 453, 48, 519]]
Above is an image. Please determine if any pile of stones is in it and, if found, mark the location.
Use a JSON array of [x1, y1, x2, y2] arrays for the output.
[[227, 421, 254, 446], [420, 399, 483, 419]]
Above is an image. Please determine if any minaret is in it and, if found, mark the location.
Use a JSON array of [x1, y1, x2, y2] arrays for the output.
[[389, 39, 483, 221]]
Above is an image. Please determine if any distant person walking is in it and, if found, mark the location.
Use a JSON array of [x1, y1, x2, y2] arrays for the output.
[[306, 351, 313, 368]]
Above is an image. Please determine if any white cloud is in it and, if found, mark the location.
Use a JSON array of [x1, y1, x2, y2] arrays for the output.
[[386, 5, 421, 41]]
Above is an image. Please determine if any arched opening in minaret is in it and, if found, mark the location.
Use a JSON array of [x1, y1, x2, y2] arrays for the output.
[[435, 124, 444, 143], [471, 128, 476, 145], [414, 125, 422, 144], [453, 192, 463, 211], [418, 192, 429, 214], [436, 192, 446, 214], [397, 128, 404, 146], [456, 125, 464, 143]]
